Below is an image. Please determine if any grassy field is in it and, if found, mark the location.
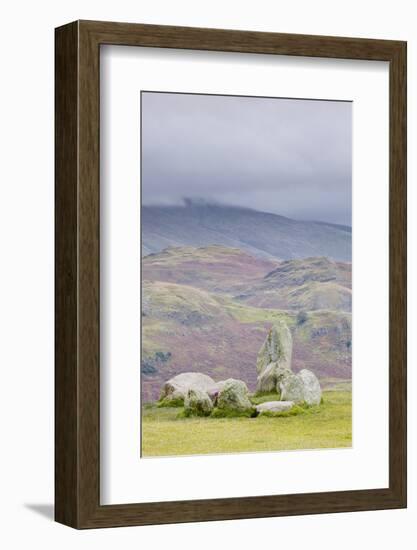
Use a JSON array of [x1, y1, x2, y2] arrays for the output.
[[141, 389, 352, 457]]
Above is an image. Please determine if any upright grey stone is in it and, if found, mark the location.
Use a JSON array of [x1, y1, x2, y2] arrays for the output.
[[256, 321, 293, 393]]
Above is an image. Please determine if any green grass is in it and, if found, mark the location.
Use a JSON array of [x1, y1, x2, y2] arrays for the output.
[[221, 298, 295, 325], [157, 397, 184, 408], [141, 390, 352, 457], [319, 377, 352, 392]]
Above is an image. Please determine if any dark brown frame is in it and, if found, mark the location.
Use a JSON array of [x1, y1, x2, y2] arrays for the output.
[[55, 20, 407, 529]]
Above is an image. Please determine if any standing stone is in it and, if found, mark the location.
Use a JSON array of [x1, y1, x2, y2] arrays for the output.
[[184, 388, 213, 416], [256, 321, 293, 393], [217, 379, 253, 412], [279, 369, 322, 406]]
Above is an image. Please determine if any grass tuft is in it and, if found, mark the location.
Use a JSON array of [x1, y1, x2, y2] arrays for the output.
[[211, 407, 258, 419], [180, 407, 212, 418], [157, 397, 184, 408]]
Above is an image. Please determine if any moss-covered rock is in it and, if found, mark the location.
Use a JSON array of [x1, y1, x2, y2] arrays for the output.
[[217, 378, 253, 413], [184, 388, 213, 417], [207, 381, 227, 405]]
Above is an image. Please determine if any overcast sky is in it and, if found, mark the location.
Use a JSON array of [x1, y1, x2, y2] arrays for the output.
[[141, 92, 352, 226]]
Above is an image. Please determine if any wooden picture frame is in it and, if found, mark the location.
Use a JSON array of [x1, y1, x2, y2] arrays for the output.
[[55, 20, 407, 529]]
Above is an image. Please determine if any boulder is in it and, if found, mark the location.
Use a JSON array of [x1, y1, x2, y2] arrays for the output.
[[159, 372, 215, 405], [256, 401, 295, 414], [217, 379, 253, 412], [298, 369, 322, 406], [207, 381, 227, 405], [279, 369, 321, 406], [184, 388, 213, 416], [279, 373, 304, 404], [256, 321, 293, 393]]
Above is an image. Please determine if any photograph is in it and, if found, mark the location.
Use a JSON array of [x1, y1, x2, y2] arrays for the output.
[[140, 91, 353, 457], [0, 0, 408, 539]]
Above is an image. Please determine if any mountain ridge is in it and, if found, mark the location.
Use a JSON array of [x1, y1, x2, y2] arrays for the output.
[[142, 203, 351, 261]]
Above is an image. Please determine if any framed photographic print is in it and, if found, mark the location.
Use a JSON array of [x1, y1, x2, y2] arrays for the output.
[[55, 20, 407, 528]]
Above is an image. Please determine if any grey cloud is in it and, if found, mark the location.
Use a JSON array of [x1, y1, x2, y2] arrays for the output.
[[141, 92, 352, 226]]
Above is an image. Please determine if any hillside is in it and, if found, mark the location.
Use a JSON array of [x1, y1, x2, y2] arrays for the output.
[[142, 245, 278, 292], [141, 281, 351, 402], [143, 247, 352, 312], [141, 247, 352, 401], [142, 202, 351, 261], [235, 256, 352, 311]]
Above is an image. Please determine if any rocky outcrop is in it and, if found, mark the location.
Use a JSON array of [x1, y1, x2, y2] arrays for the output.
[[217, 379, 253, 412], [184, 388, 213, 416], [159, 372, 215, 405], [256, 321, 293, 393], [255, 401, 294, 415], [279, 369, 321, 406]]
